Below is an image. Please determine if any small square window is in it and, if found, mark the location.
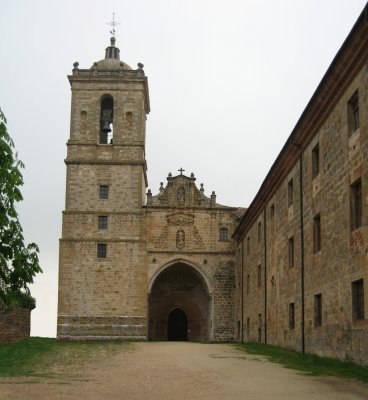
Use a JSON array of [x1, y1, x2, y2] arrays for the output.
[[348, 90, 359, 136], [312, 143, 320, 179], [352, 279, 364, 321], [313, 213, 321, 253], [98, 216, 108, 229], [97, 243, 107, 258], [314, 294, 322, 327], [289, 303, 295, 329], [288, 179, 294, 207], [99, 185, 109, 199], [219, 227, 228, 241]]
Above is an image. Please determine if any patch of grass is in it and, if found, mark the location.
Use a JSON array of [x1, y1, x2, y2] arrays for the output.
[[0, 337, 129, 377], [236, 342, 368, 383]]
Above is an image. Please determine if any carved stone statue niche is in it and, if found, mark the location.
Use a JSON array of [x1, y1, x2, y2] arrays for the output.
[[176, 230, 185, 249], [177, 187, 185, 205]]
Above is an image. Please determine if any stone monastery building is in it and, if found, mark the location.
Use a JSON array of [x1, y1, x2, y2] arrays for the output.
[[58, 4, 368, 364]]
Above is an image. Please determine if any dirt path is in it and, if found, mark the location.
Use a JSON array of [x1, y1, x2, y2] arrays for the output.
[[1, 342, 367, 400]]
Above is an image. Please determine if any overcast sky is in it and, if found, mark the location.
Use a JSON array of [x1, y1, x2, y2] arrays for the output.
[[1, 0, 366, 337]]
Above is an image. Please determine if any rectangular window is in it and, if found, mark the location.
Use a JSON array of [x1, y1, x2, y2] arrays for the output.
[[348, 90, 360, 135], [288, 179, 294, 207], [312, 143, 320, 179], [351, 179, 362, 230], [258, 314, 262, 342], [314, 294, 322, 327], [289, 303, 295, 329], [246, 274, 250, 295], [288, 236, 294, 268], [313, 213, 321, 253], [246, 317, 250, 339], [247, 237, 250, 255], [258, 222, 262, 242], [219, 227, 228, 241], [257, 265, 262, 288], [97, 243, 107, 258], [99, 185, 109, 199], [270, 203, 275, 219], [98, 215, 108, 229], [352, 279, 364, 321]]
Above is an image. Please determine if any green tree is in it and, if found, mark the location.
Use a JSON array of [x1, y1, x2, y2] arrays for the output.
[[0, 108, 42, 308]]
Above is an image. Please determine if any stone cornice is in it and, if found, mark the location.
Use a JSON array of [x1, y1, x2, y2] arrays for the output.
[[64, 159, 146, 166]]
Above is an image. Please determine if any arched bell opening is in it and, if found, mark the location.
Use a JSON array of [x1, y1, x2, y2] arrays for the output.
[[100, 95, 114, 144], [148, 262, 211, 341]]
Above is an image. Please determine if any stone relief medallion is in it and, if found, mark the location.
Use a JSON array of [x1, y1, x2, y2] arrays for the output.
[[167, 212, 194, 226], [176, 230, 185, 249]]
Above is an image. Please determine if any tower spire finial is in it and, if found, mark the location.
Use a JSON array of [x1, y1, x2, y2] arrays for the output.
[[106, 12, 120, 38]]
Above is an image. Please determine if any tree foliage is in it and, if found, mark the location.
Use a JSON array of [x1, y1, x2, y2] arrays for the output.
[[0, 108, 42, 307]]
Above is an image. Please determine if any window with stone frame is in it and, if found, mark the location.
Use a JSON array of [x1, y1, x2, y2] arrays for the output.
[[288, 236, 294, 268], [314, 293, 322, 327], [312, 143, 320, 179], [313, 213, 321, 253], [270, 203, 275, 219], [246, 274, 250, 295], [351, 178, 362, 230], [288, 178, 294, 207], [246, 317, 250, 339], [97, 243, 107, 258], [99, 185, 109, 199], [98, 215, 108, 229], [257, 265, 262, 288], [258, 314, 262, 342], [247, 236, 250, 255], [348, 90, 360, 136], [219, 227, 228, 241], [289, 302, 295, 329], [258, 221, 262, 242], [352, 279, 364, 321]]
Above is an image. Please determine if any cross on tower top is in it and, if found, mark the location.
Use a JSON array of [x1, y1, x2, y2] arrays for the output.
[[106, 12, 120, 38], [178, 168, 185, 175]]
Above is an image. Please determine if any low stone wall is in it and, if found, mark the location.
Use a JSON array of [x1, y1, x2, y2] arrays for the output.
[[0, 308, 31, 344]]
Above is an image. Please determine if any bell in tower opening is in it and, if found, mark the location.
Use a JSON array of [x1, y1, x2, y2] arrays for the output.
[[100, 95, 114, 144]]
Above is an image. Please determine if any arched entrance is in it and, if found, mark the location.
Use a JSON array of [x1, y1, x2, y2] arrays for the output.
[[167, 308, 188, 341], [149, 262, 211, 341]]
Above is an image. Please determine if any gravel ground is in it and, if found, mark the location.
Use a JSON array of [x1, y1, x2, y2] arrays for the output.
[[1, 342, 367, 400]]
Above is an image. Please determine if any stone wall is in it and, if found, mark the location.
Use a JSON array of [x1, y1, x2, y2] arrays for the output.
[[234, 16, 368, 365], [0, 308, 31, 344]]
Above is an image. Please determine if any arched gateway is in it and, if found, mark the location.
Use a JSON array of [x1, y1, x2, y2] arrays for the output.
[[149, 262, 211, 341]]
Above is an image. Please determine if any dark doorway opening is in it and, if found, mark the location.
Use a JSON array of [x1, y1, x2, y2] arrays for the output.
[[167, 308, 188, 341]]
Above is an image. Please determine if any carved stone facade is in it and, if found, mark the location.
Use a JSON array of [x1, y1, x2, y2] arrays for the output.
[[58, 5, 368, 364], [146, 173, 241, 341], [57, 38, 243, 342]]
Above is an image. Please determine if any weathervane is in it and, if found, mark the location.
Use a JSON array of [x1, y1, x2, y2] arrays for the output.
[[107, 12, 120, 38]]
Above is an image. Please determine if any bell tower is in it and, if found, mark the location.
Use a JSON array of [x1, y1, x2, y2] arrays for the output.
[[57, 36, 150, 339]]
